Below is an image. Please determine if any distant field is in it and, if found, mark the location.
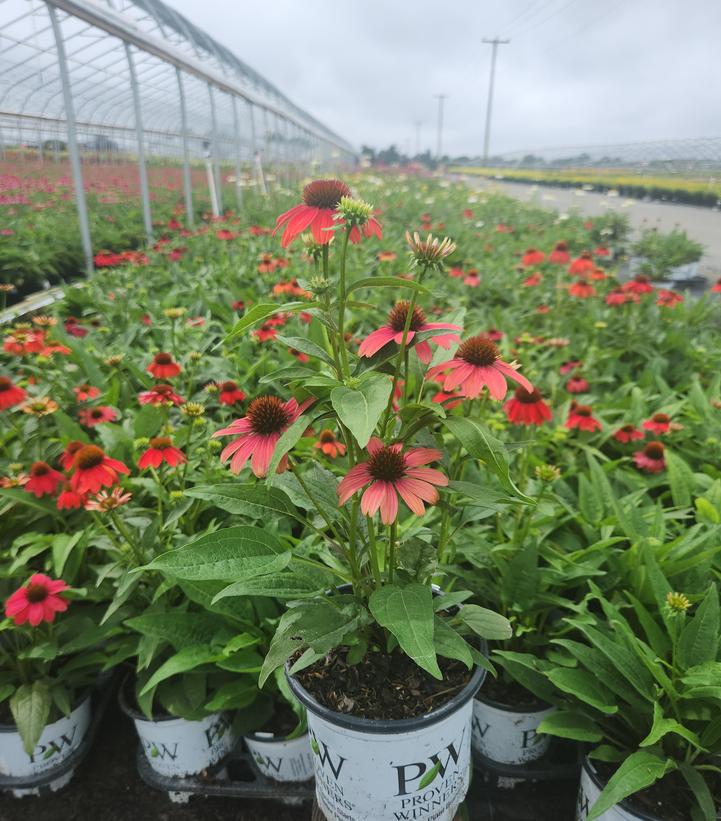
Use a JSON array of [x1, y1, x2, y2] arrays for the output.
[[451, 165, 721, 207]]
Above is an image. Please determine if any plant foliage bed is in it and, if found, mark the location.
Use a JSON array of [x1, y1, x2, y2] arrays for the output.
[[1, 172, 721, 819]]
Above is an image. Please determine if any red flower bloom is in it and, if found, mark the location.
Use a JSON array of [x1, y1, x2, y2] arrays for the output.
[[315, 429, 346, 459], [448, 266, 464, 278], [358, 302, 461, 365], [147, 352, 181, 379], [24, 461, 64, 497], [70, 445, 129, 494], [566, 403, 602, 432], [485, 328, 504, 342], [57, 483, 86, 510], [606, 288, 639, 306], [59, 440, 84, 471], [0, 375, 26, 409], [643, 413, 671, 435], [65, 320, 88, 337], [523, 272, 542, 287], [78, 405, 117, 427], [138, 437, 186, 469], [569, 280, 596, 298], [337, 438, 447, 525], [593, 246, 610, 257], [139, 384, 184, 406], [536, 304, 551, 314], [504, 387, 552, 426], [214, 396, 314, 477], [216, 229, 239, 241], [622, 275, 655, 294], [5, 574, 69, 626], [548, 242, 570, 264], [218, 380, 246, 406], [431, 389, 464, 410], [613, 424, 644, 444], [711, 278, 721, 293], [560, 360, 582, 375], [566, 375, 589, 394], [427, 335, 532, 401], [633, 441, 666, 473], [657, 289, 683, 308], [495, 223, 513, 233], [589, 268, 608, 281], [273, 180, 350, 248], [463, 271, 480, 287], [568, 252, 594, 276], [522, 248, 545, 267], [3, 329, 45, 355], [378, 251, 397, 263], [232, 299, 245, 312], [73, 383, 101, 402]]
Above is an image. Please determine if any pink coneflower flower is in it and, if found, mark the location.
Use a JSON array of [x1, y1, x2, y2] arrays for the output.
[[606, 288, 638, 306], [504, 387, 552, 426], [24, 461, 64, 497], [566, 403, 602, 432], [138, 437, 186, 469], [485, 328, 504, 342], [57, 483, 86, 510], [536, 304, 551, 314], [139, 384, 184, 406], [643, 413, 671, 435], [613, 424, 644, 444], [70, 445, 130, 494], [214, 396, 314, 477], [5, 574, 69, 626], [427, 335, 532, 400], [522, 248, 545, 267], [622, 275, 655, 294], [84, 487, 133, 511], [216, 229, 239, 241], [0, 375, 27, 409], [358, 302, 461, 364], [566, 375, 589, 394], [273, 180, 350, 248], [594, 246, 610, 257], [560, 360, 582, 375], [569, 280, 596, 298], [337, 438, 447, 525], [218, 380, 246, 406], [148, 352, 181, 379], [78, 405, 117, 427], [431, 389, 464, 410], [448, 266, 464, 278], [657, 289, 683, 308], [463, 271, 480, 288], [377, 251, 397, 263], [549, 241, 570, 264], [315, 429, 346, 459], [523, 272, 542, 287], [73, 383, 101, 402], [633, 441, 666, 473], [568, 252, 594, 276]]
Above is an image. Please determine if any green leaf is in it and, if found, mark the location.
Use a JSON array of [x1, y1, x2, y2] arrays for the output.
[[536, 710, 603, 742], [442, 417, 533, 502], [133, 404, 163, 438], [139, 646, 221, 695], [695, 497, 720, 525], [205, 680, 258, 712], [458, 604, 512, 640], [678, 585, 719, 670], [678, 762, 716, 821], [184, 484, 299, 521], [418, 760, 442, 790], [347, 276, 430, 296], [331, 374, 392, 448], [265, 412, 316, 480], [126, 612, 231, 649], [578, 473, 604, 523], [52, 531, 83, 577], [10, 682, 51, 755], [665, 450, 695, 508], [53, 410, 87, 442], [143, 526, 291, 581], [212, 574, 322, 601], [446, 480, 519, 510], [276, 335, 334, 366], [224, 302, 319, 343], [369, 583, 441, 679], [547, 668, 618, 714], [432, 617, 473, 668], [587, 751, 676, 821], [640, 702, 703, 749], [0, 487, 60, 518]]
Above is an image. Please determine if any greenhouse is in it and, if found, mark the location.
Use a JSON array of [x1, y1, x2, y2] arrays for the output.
[[1, 2, 720, 821]]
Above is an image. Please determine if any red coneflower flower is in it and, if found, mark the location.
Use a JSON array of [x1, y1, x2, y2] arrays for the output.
[[569, 280, 596, 298], [657, 289, 683, 308], [633, 441, 666, 473], [711, 278, 721, 293], [274, 180, 351, 248], [138, 437, 186, 469], [232, 299, 245, 312], [78, 405, 117, 427], [337, 438, 448, 525], [0, 375, 26, 409], [536, 304, 551, 314], [57, 483, 86, 510], [613, 424, 644, 444], [593, 246, 610, 257], [495, 223, 513, 233], [5, 574, 69, 626], [65, 320, 88, 337], [139, 384, 184, 406], [566, 375, 589, 394], [523, 272, 542, 287], [377, 251, 397, 263], [315, 429, 346, 459], [427, 335, 532, 401], [289, 348, 310, 363], [522, 248, 545, 267], [254, 321, 279, 343], [568, 252, 594, 276], [549, 241, 570, 264], [560, 360, 582, 375], [24, 461, 64, 497], [463, 271, 480, 288], [3, 329, 45, 356], [485, 328, 504, 342], [258, 253, 277, 274], [214, 396, 314, 477], [70, 445, 130, 494], [148, 352, 181, 379], [73, 383, 101, 402], [589, 268, 608, 281], [216, 229, 239, 241], [431, 389, 464, 410], [358, 302, 461, 365], [448, 266, 464, 278], [504, 387, 552, 426], [622, 275, 655, 294], [218, 381, 246, 406], [643, 413, 671, 435], [606, 289, 639, 306], [566, 403, 602, 432]]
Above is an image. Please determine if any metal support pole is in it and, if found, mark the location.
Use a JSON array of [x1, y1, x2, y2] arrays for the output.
[[207, 84, 223, 213], [175, 67, 194, 226], [434, 94, 446, 160], [482, 37, 510, 163], [47, 5, 93, 273], [231, 94, 243, 211], [125, 42, 153, 243]]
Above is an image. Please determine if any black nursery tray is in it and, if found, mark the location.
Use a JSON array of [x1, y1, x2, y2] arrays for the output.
[[136, 744, 316, 805], [0, 675, 117, 796]]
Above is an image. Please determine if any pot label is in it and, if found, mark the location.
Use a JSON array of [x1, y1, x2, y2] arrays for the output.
[[577, 762, 643, 821], [306, 700, 473, 821], [472, 699, 553, 765], [244, 733, 314, 782]]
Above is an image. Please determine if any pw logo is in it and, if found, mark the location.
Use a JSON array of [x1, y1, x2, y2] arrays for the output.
[[309, 731, 346, 780], [394, 728, 465, 796], [30, 726, 78, 764]]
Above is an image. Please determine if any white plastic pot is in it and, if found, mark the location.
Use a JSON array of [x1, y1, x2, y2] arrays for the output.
[[119, 685, 237, 778], [287, 664, 485, 821], [471, 694, 554, 766], [576, 758, 662, 821], [244, 732, 314, 782], [0, 695, 92, 796]]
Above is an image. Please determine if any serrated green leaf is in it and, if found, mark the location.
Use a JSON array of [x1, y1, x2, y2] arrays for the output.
[[331, 374, 392, 448]]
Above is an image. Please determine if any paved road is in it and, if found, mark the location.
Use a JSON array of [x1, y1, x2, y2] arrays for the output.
[[460, 176, 721, 278]]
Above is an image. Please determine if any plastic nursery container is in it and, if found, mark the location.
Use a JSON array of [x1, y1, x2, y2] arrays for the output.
[[0, 694, 92, 796], [472, 693, 554, 766], [287, 663, 486, 821], [576, 758, 664, 821], [244, 731, 314, 783], [119, 681, 238, 778]]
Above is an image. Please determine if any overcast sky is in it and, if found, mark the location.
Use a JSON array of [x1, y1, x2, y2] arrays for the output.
[[169, 0, 721, 157]]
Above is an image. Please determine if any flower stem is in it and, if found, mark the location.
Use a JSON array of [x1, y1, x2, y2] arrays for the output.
[[388, 521, 398, 583], [337, 229, 352, 378]]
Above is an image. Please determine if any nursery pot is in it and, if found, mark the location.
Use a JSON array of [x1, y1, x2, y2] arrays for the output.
[[576, 757, 663, 821], [0, 694, 92, 793], [244, 731, 314, 783], [472, 692, 554, 766], [287, 663, 486, 821], [119, 679, 238, 778]]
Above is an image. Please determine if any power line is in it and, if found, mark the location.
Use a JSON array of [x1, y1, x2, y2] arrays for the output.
[[498, 1, 552, 36], [482, 38, 510, 162], [502, 0, 559, 36], [540, 0, 627, 55], [511, 0, 582, 38]]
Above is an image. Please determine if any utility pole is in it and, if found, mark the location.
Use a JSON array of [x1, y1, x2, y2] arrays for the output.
[[434, 94, 446, 160], [414, 121, 422, 157], [482, 37, 509, 163]]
